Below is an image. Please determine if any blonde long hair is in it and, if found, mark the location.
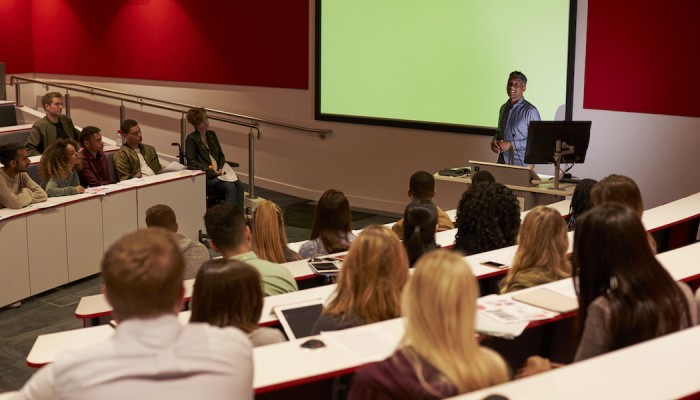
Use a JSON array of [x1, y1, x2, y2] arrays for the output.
[[501, 206, 571, 293], [402, 250, 509, 394], [322, 225, 409, 323], [252, 200, 299, 263]]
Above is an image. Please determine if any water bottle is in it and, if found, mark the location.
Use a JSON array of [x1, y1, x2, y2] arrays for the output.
[[116, 130, 122, 148]]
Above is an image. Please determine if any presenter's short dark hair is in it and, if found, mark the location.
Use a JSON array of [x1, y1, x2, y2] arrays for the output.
[[509, 71, 528, 85], [204, 204, 247, 251], [0, 143, 24, 165], [120, 119, 139, 135], [79, 126, 102, 146], [409, 171, 435, 199]]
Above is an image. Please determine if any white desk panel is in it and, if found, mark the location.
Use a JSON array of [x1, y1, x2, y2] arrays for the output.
[[136, 172, 206, 242], [100, 189, 137, 252], [0, 217, 30, 307], [27, 206, 68, 295], [65, 197, 103, 281]]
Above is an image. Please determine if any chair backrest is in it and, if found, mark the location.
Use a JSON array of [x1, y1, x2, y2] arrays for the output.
[[106, 151, 117, 183], [0, 129, 31, 147], [0, 105, 18, 128]]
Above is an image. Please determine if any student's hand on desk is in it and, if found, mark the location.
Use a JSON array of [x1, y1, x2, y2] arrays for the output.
[[76, 185, 86, 194], [515, 356, 563, 379]]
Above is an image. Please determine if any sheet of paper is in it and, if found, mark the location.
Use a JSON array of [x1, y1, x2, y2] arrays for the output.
[[160, 161, 187, 173], [320, 324, 401, 363], [218, 162, 239, 182], [478, 294, 559, 325]]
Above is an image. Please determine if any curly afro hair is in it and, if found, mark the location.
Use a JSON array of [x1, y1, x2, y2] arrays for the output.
[[454, 182, 520, 255]]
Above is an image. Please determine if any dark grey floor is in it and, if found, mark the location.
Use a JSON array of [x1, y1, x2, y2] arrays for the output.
[[0, 186, 397, 393]]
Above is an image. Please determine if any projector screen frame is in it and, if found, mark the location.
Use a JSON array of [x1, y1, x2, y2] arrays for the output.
[[314, 0, 579, 136]]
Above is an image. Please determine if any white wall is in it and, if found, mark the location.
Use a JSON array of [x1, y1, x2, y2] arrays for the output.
[[8, 0, 699, 213]]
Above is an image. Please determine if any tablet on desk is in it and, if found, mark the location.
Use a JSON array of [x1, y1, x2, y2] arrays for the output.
[[308, 256, 342, 275], [273, 300, 325, 340]]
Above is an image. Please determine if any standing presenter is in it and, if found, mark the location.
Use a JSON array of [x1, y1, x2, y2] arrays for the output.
[[490, 71, 540, 166]]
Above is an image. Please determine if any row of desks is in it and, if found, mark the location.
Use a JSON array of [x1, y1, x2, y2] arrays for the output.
[[0, 170, 206, 307], [73, 199, 572, 325], [26, 240, 700, 394], [72, 191, 700, 327]]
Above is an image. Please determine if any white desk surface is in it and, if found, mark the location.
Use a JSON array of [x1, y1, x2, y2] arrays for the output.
[[434, 173, 576, 197], [449, 324, 700, 400], [642, 191, 700, 232], [75, 279, 195, 320]]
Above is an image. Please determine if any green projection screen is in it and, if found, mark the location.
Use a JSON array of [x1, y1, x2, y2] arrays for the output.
[[316, 0, 576, 135]]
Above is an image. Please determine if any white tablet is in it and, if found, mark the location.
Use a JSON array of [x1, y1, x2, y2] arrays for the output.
[[273, 299, 325, 340]]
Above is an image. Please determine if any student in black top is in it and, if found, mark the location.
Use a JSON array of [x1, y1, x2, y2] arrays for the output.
[[185, 107, 244, 212]]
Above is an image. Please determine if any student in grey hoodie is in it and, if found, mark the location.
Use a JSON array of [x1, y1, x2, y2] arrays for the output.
[[146, 204, 210, 279]]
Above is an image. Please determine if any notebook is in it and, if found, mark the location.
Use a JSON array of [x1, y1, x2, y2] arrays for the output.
[[511, 287, 578, 313]]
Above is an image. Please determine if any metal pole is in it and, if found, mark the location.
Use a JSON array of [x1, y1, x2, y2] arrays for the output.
[[15, 81, 21, 107], [119, 103, 125, 125], [248, 126, 255, 199], [180, 116, 187, 162], [0, 63, 5, 101], [64, 93, 71, 118]]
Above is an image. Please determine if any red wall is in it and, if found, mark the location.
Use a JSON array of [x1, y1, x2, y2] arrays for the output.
[[584, 0, 700, 117], [0, 0, 34, 73], [5, 0, 308, 89]]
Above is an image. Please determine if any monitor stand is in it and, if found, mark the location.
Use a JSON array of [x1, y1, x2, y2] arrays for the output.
[[552, 139, 575, 191]]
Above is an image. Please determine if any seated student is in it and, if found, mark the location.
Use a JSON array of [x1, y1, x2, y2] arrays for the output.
[[204, 204, 298, 296], [590, 174, 656, 252], [145, 204, 210, 280], [567, 178, 597, 231], [392, 171, 454, 240], [499, 206, 571, 293], [299, 189, 356, 259], [573, 203, 696, 361], [311, 225, 409, 334], [0, 143, 47, 209], [470, 170, 496, 185], [78, 126, 114, 187], [39, 138, 86, 197], [114, 119, 162, 181], [454, 181, 520, 255], [348, 250, 509, 400], [402, 199, 439, 267], [190, 259, 286, 347], [252, 200, 300, 263], [17, 229, 253, 399], [25, 92, 80, 156], [185, 107, 245, 212]]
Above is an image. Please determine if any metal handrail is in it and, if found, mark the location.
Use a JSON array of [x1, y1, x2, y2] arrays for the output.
[[22, 78, 332, 139], [11, 75, 333, 201]]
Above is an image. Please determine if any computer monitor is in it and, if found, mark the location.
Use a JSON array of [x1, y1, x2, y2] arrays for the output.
[[524, 121, 591, 165]]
